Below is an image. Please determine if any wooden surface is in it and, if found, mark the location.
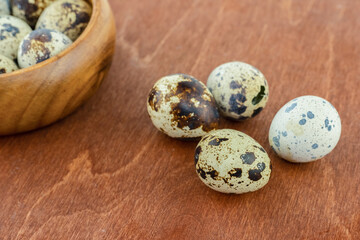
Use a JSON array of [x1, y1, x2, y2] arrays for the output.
[[1, 0, 359, 239], [0, 0, 115, 135]]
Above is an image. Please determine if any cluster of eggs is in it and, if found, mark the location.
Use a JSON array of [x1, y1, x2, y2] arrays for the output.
[[0, 0, 92, 74], [146, 61, 342, 194]]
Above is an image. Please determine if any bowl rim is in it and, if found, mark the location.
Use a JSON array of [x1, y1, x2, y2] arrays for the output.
[[0, 0, 99, 78]]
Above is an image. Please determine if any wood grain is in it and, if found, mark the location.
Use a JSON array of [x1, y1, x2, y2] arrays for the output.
[[0, 0, 116, 135], [0, 0, 359, 239]]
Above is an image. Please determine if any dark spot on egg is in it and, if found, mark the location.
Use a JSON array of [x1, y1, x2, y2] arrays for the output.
[[229, 103, 247, 115], [252, 86, 266, 105], [0, 68, 6, 73], [299, 119, 306, 125], [0, 23, 20, 40], [257, 162, 266, 171], [61, 2, 73, 8], [241, 152, 256, 165], [197, 168, 206, 179], [67, 11, 90, 33], [251, 107, 263, 118], [194, 146, 202, 165], [307, 111, 315, 119], [167, 74, 219, 132], [248, 169, 262, 181], [253, 145, 266, 153], [251, 69, 259, 76], [228, 87, 248, 115], [229, 80, 242, 89], [21, 39, 32, 55], [207, 170, 219, 180], [208, 138, 229, 146], [200, 136, 209, 143], [148, 88, 162, 112], [312, 143, 318, 149], [272, 136, 280, 148], [229, 93, 246, 105], [35, 48, 51, 63], [285, 103, 297, 113], [32, 29, 53, 42], [228, 168, 242, 178]]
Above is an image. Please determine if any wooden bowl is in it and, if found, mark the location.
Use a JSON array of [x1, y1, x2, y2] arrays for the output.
[[0, 0, 116, 135]]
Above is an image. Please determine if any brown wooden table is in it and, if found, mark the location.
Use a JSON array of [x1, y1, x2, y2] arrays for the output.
[[1, 0, 359, 239]]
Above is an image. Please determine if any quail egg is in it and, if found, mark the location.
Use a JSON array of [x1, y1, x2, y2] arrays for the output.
[[207, 61, 269, 120], [269, 96, 341, 163], [195, 129, 272, 194], [0, 15, 32, 59], [0, 0, 10, 15], [0, 54, 19, 74], [147, 74, 220, 139], [12, 0, 57, 27], [17, 28, 72, 68], [36, 0, 92, 41]]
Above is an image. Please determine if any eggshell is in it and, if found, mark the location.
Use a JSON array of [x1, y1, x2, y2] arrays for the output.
[[147, 74, 220, 139], [269, 96, 341, 163], [0, 0, 10, 15], [0, 15, 32, 59], [207, 61, 269, 120], [17, 28, 72, 68], [195, 129, 272, 194], [36, 0, 92, 41], [12, 0, 57, 27], [0, 54, 19, 74]]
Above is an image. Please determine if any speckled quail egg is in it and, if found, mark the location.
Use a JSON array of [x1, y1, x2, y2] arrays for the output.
[[0, 54, 19, 74], [207, 61, 269, 121], [0, 0, 11, 15], [36, 0, 92, 41], [195, 129, 272, 194], [0, 15, 32, 59], [12, 0, 57, 27], [269, 96, 341, 163], [17, 28, 72, 68], [147, 74, 220, 139]]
